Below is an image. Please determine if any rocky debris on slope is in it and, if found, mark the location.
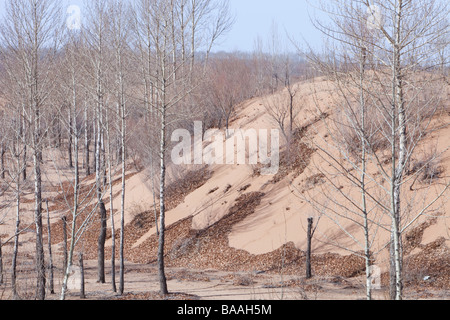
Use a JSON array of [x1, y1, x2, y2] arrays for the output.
[[399, 214, 450, 290], [404, 237, 450, 290], [126, 191, 368, 280], [45, 167, 213, 262], [269, 127, 315, 184], [403, 216, 442, 255]]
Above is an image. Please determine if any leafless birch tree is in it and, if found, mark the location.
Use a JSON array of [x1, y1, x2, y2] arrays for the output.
[[132, 0, 232, 295], [0, 0, 63, 300], [304, 0, 449, 300]]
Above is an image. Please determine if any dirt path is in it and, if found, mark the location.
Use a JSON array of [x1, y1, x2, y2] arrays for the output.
[[18, 260, 441, 301]]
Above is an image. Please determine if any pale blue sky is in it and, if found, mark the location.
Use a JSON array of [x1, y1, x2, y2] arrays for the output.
[[0, 0, 325, 53], [214, 0, 324, 52]]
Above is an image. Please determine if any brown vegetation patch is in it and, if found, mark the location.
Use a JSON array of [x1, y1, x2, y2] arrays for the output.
[[270, 127, 315, 184], [312, 253, 366, 278], [126, 191, 368, 281], [45, 166, 214, 261], [404, 237, 450, 290], [166, 269, 211, 283], [220, 273, 258, 287], [302, 173, 326, 192], [165, 167, 213, 211], [403, 217, 438, 255], [113, 292, 199, 300]]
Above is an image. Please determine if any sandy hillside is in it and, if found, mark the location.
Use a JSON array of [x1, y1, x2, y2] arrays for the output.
[[0, 76, 448, 300], [112, 77, 449, 265]]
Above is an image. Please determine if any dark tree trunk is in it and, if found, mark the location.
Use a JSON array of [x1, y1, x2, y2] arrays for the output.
[[22, 145, 27, 182], [46, 199, 54, 294], [158, 109, 168, 296], [34, 154, 46, 300], [79, 252, 86, 299], [85, 111, 90, 177], [1, 143, 5, 180], [97, 201, 107, 283], [306, 217, 313, 279]]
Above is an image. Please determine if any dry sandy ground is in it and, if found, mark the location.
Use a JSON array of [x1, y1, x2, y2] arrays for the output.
[[0, 77, 448, 300], [2, 259, 445, 301], [117, 77, 449, 276]]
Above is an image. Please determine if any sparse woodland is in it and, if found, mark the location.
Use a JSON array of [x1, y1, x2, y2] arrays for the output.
[[0, 0, 448, 301]]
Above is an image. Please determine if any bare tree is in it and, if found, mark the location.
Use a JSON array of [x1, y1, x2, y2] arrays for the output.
[[0, 0, 63, 300], [208, 54, 253, 133], [1, 105, 29, 299], [304, 0, 449, 300], [108, 0, 131, 296], [81, 0, 112, 285], [51, 25, 107, 301], [132, 0, 232, 295], [45, 199, 54, 294]]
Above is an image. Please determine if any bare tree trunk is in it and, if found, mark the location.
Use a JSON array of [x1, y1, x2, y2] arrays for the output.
[[92, 118, 97, 175], [85, 100, 91, 177], [97, 202, 107, 284], [119, 117, 126, 295], [68, 108, 73, 168], [150, 155, 159, 236], [11, 154, 21, 299], [79, 253, 85, 299], [62, 216, 68, 273], [306, 217, 313, 279], [61, 102, 81, 299], [21, 107, 27, 182], [31, 13, 45, 300], [389, 4, 406, 299], [158, 102, 169, 295], [46, 199, 54, 294], [33, 147, 46, 300], [1, 143, 5, 180], [96, 88, 106, 284], [119, 78, 127, 296], [109, 183, 117, 293], [106, 108, 116, 293], [359, 49, 371, 301]]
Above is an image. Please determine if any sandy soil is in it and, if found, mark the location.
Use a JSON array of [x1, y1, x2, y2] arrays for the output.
[[0, 77, 448, 300], [2, 259, 447, 301]]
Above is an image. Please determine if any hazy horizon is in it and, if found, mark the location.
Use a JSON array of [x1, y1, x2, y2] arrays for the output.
[[0, 0, 326, 53]]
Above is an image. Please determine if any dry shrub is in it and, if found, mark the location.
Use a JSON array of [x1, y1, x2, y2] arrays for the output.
[[335, 108, 390, 162], [412, 158, 443, 183], [238, 184, 251, 192], [303, 173, 325, 192], [226, 273, 255, 287], [207, 187, 219, 195], [409, 150, 443, 186], [224, 184, 232, 193]]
